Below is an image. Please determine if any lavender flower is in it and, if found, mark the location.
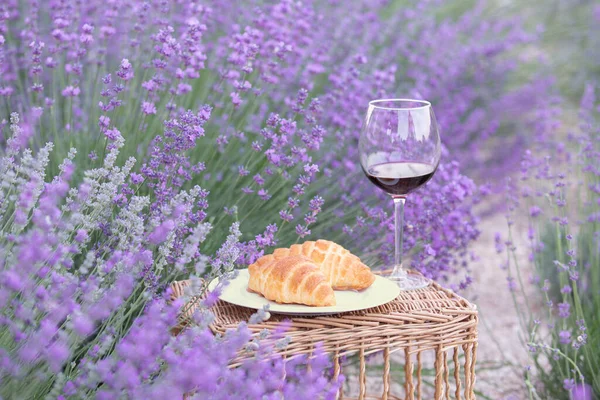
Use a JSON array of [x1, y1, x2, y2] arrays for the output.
[[558, 330, 571, 345], [0, 114, 340, 399], [557, 302, 570, 319], [564, 379, 576, 392]]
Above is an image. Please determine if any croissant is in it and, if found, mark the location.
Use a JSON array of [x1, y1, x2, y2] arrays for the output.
[[248, 255, 336, 306], [267, 240, 375, 290]]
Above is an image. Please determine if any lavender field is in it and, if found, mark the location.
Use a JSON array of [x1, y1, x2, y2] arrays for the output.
[[0, 0, 598, 399]]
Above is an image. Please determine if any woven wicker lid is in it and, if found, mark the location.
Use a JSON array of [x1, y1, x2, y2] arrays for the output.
[[170, 279, 477, 360]]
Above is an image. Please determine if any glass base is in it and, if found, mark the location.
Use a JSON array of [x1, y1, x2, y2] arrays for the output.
[[387, 272, 430, 291]]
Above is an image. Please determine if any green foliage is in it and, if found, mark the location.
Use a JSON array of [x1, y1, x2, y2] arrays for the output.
[[535, 207, 600, 399], [500, 119, 600, 399]]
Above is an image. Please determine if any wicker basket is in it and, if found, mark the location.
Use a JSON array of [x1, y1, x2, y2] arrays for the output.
[[170, 276, 478, 400]]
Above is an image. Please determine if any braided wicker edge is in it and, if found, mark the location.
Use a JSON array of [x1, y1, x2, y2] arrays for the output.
[[169, 276, 478, 358]]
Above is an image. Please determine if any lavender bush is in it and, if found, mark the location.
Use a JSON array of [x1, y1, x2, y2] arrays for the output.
[[0, 0, 554, 282], [495, 86, 598, 399], [0, 0, 557, 397], [0, 113, 343, 398]]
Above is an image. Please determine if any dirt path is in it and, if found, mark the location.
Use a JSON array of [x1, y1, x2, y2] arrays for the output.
[[464, 213, 534, 399]]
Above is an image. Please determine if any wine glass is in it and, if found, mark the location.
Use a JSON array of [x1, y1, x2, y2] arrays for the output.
[[359, 99, 441, 290]]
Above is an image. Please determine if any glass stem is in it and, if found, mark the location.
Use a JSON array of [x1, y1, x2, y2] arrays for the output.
[[392, 196, 407, 279]]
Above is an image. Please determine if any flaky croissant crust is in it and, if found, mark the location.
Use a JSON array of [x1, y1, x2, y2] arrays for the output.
[[250, 240, 375, 291], [248, 255, 336, 306]]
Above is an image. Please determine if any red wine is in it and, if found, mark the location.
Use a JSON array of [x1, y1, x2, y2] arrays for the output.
[[364, 162, 436, 196]]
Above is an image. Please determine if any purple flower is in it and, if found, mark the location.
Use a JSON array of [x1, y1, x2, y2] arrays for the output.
[[264, 149, 280, 165], [304, 164, 319, 175], [253, 174, 265, 186], [569, 270, 579, 281], [99, 116, 110, 130], [304, 214, 316, 225], [231, 92, 242, 107], [563, 379, 576, 391], [558, 330, 571, 345], [141, 101, 157, 115], [255, 224, 277, 247], [251, 141, 262, 151], [75, 229, 88, 243], [560, 285, 572, 294], [131, 173, 144, 185], [116, 59, 134, 81], [295, 225, 311, 238], [571, 384, 593, 400], [529, 206, 542, 217], [257, 189, 271, 201], [309, 196, 324, 212], [506, 276, 517, 292], [148, 220, 175, 245], [266, 113, 280, 127], [80, 24, 94, 42], [542, 280, 550, 292], [61, 86, 80, 97], [557, 302, 570, 318], [46, 340, 69, 372], [287, 197, 300, 209], [104, 128, 121, 141], [72, 314, 94, 336], [238, 166, 250, 176], [279, 210, 293, 222]]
